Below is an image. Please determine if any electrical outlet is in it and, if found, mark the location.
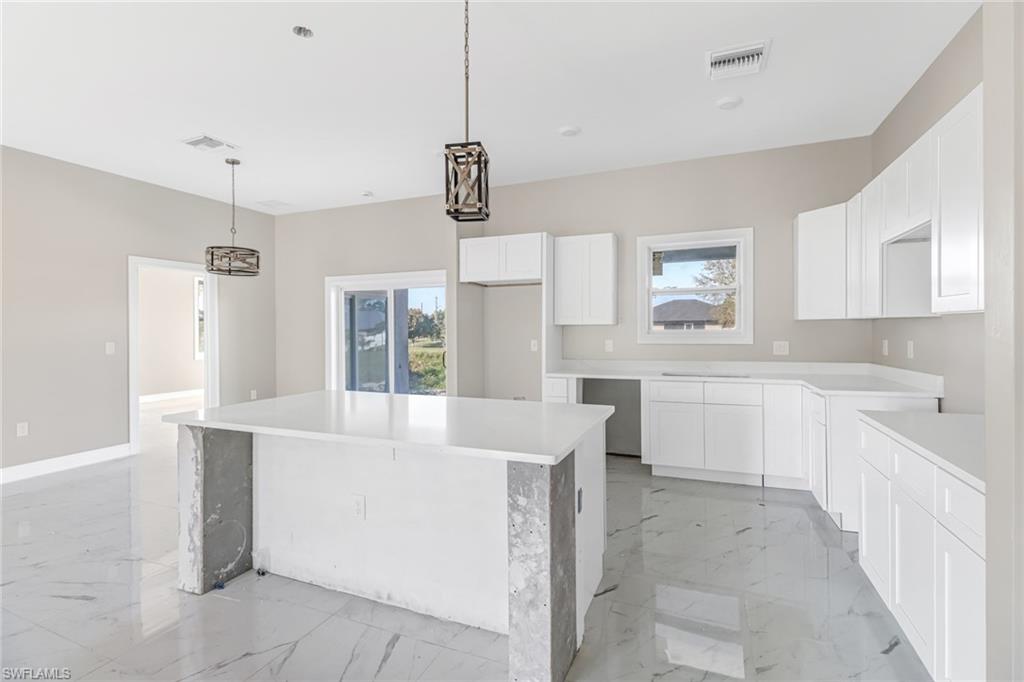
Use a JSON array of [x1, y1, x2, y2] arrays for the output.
[[105, 341, 116, 356], [881, 339, 889, 357], [16, 422, 29, 438], [353, 494, 366, 520], [772, 341, 790, 356], [530, 339, 538, 352], [250, 389, 258, 400], [604, 339, 614, 353], [906, 340, 915, 359]]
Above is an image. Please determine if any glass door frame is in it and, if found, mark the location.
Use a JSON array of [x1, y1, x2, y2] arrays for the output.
[[324, 269, 448, 394]]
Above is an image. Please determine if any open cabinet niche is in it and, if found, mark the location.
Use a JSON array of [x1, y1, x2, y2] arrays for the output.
[[883, 224, 935, 319]]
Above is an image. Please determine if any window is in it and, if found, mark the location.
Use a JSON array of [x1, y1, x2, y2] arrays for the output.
[[193, 276, 205, 360], [637, 228, 753, 344]]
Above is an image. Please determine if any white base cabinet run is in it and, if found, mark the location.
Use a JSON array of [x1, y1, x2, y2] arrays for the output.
[[857, 417, 985, 681]]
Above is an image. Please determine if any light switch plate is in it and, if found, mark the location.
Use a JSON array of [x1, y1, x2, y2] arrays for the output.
[[250, 389, 258, 400], [353, 494, 366, 520], [16, 422, 29, 438], [906, 340, 915, 359], [604, 339, 614, 353], [881, 339, 889, 356], [105, 341, 116, 356], [772, 341, 790, 356], [530, 339, 538, 352]]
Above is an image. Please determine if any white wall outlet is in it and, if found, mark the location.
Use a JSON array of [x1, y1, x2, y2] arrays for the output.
[[353, 494, 366, 520], [881, 339, 889, 356], [604, 339, 614, 353], [250, 389, 258, 400], [906, 340, 915, 359], [530, 339, 538, 352], [16, 422, 29, 438], [772, 341, 790, 356], [105, 341, 116, 356]]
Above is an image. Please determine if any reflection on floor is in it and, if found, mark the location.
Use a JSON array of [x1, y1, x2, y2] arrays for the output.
[[1, 402, 928, 681]]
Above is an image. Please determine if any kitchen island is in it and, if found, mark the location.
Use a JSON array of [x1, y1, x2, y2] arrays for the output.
[[164, 390, 613, 682]]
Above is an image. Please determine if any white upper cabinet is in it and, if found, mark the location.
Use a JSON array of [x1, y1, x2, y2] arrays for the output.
[[554, 233, 617, 325], [845, 193, 864, 318], [459, 233, 543, 285], [795, 203, 847, 320], [931, 85, 984, 313], [881, 132, 934, 243], [860, 177, 884, 318]]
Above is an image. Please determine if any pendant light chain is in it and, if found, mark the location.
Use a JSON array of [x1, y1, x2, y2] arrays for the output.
[[230, 161, 237, 247], [464, 0, 469, 142]]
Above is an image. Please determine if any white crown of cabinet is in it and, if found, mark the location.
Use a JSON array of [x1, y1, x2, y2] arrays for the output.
[[554, 234, 617, 325]]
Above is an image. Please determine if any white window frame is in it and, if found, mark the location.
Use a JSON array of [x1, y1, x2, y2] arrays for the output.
[[324, 269, 448, 393], [636, 227, 754, 345], [193, 275, 205, 361]]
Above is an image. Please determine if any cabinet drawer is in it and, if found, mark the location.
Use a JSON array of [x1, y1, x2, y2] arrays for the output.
[[935, 468, 985, 558], [704, 382, 762, 406], [543, 377, 568, 398], [648, 380, 703, 404], [859, 422, 891, 477], [892, 441, 936, 514]]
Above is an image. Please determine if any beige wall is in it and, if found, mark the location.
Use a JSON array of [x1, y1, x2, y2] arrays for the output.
[[273, 197, 462, 398], [479, 138, 875, 395], [982, 2, 1023, 678], [138, 266, 204, 396], [1, 147, 276, 467], [483, 285, 541, 400], [869, 9, 985, 413]]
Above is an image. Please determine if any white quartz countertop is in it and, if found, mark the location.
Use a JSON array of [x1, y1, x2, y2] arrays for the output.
[[858, 411, 985, 491], [164, 390, 614, 465], [546, 361, 942, 398]]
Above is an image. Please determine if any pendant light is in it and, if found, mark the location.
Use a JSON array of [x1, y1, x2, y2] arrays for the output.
[[444, 0, 489, 222], [206, 158, 260, 276]]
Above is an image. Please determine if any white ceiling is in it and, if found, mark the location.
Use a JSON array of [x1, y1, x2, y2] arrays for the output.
[[1, 1, 979, 215]]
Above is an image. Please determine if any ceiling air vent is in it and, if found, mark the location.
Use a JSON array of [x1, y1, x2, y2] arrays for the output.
[[182, 134, 237, 152], [707, 40, 770, 80]]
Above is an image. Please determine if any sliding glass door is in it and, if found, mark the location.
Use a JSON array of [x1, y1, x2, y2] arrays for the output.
[[329, 271, 446, 396]]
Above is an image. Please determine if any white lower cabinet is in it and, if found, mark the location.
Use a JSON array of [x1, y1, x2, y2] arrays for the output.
[[704, 404, 763, 475], [764, 384, 804, 480], [858, 459, 892, 605], [934, 523, 986, 682], [892, 485, 936, 677], [803, 389, 828, 509], [648, 401, 704, 468]]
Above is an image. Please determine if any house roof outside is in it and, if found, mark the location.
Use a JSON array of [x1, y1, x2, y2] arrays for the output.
[[652, 298, 721, 324]]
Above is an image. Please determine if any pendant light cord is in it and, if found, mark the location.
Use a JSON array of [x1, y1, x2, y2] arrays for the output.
[[464, 0, 469, 142], [230, 161, 237, 247]]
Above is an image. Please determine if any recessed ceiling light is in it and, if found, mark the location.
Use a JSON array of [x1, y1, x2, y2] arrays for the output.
[[292, 26, 314, 39], [716, 95, 744, 110], [361, 190, 374, 199], [558, 125, 582, 137]]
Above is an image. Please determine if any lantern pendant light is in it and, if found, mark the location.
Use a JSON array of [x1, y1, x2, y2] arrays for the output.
[[206, 158, 260, 276], [444, 0, 489, 222]]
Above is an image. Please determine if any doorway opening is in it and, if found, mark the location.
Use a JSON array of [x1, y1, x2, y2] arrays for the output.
[[128, 256, 219, 455], [325, 270, 447, 396]]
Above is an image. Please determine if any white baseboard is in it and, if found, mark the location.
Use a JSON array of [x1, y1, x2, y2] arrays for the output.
[[1, 443, 132, 484], [140, 388, 204, 404]]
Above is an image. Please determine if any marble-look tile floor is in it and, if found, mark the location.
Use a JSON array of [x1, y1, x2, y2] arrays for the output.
[[1, 399, 929, 681]]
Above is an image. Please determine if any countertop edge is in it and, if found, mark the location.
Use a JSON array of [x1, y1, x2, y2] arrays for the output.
[[856, 412, 985, 493]]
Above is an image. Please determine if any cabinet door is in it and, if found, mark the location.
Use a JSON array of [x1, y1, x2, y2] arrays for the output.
[[459, 237, 501, 283], [861, 177, 883, 318], [795, 203, 847, 320], [499, 234, 542, 282], [554, 237, 585, 324], [881, 158, 909, 242], [892, 486, 936, 674], [934, 523, 985, 682], [649, 401, 704, 468], [932, 85, 983, 313], [906, 132, 934, 230], [764, 384, 803, 479], [858, 459, 892, 605], [583, 234, 616, 324], [704, 404, 763, 475], [845, 193, 864, 318]]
